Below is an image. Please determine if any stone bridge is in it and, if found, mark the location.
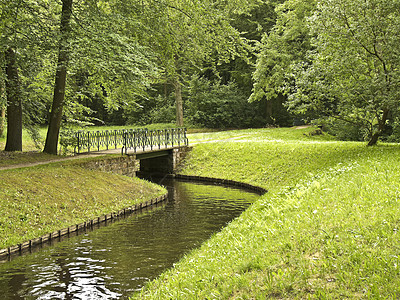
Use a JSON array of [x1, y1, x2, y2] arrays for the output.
[[73, 128, 191, 177]]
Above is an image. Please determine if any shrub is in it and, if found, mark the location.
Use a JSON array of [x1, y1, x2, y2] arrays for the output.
[[187, 75, 264, 129], [317, 118, 366, 141]]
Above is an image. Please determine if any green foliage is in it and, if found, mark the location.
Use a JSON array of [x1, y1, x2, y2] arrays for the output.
[[208, 0, 282, 99], [145, 96, 176, 125], [290, 0, 400, 144], [2, 0, 288, 138], [124, 94, 176, 126], [248, 0, 316, 127], [24, 125, 44, 150], [187, 75, 265, 129], [250, 0, 316, 103], [379, 117, 400, 143], [0, 118, 4, 138], [1, 0, 59, 127], [68, 4, 159, 119], [317, 118, 367, 142], [128, 0, 259, 126], [0, 108, 4, 139], [59, 127, 78, 155]]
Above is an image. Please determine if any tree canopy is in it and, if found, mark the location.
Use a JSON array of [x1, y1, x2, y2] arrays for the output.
[[291, 0, 400, 145], [2, 0, 400, 151], [250, 0, 400, 144], [2, 0, 263, 153]]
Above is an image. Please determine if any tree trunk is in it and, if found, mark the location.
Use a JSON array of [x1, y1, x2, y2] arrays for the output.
[[266, 99, 273, 124], [367, 108, 389, 146], [0, 80, 5, 137], [368, 132, 380, 146], [0, 106, 5, 137], [4, 48, 23, 151], [44, 0, 73, 155], [174, 78, 184, 127]]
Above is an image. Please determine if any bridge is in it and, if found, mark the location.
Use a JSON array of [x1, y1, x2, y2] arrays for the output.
[[73, 127, 188, 155], [71, 127, 190, 176]]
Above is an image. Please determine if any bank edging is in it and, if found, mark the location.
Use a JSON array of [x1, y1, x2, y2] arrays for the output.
[[0, 174, 266, 261], [171, 174, 267, 195]]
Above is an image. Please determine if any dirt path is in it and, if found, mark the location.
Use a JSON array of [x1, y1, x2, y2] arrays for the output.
[[0, 152, 113, 171]]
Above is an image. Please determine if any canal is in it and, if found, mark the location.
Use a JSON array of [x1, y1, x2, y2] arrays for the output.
[[0, 179, 260, 299]]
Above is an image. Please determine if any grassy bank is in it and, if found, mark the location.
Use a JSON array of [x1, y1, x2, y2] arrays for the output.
[[0, 159, 166, 249], [135, 127, 400, 298]]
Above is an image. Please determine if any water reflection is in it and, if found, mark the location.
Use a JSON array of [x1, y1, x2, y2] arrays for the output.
[[0, 180, 259, 299]]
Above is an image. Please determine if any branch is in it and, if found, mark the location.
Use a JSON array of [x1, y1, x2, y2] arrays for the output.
[[151, 0, 193, 19], [341, 13, 374, 57]]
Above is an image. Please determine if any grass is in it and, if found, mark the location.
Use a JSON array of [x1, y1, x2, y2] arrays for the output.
[[0, 151, 63, 168], [0, 159, 166, 249], [134, 127, 400, 299], [188, 126, 336, 145], [0, 128, 47, 152]]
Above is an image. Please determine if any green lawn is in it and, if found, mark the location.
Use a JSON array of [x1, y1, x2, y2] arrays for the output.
[[134, 127, 400, 299], [0, 158, 166, 249]]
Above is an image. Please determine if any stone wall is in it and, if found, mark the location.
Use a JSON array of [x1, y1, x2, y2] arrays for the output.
[[78, 146, 193, 177], [172, 146, 192, 174], [79, 156, 139, 177]]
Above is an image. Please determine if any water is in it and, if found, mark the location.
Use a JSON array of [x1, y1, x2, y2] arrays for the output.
[[0, 179, 260, 299]]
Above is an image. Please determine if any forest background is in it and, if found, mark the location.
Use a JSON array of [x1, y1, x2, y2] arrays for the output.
[[1, 0, 400, 154]]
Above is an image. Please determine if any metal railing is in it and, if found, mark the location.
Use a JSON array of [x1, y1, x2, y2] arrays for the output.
[[74, 128, 189, 154]]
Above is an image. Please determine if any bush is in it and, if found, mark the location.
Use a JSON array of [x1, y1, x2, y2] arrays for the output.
[[187, 75, 265, 129], [379, 117, 400, 143], [147, 95, 176, 124], [318, 118, 367, 141], [59, 127, 79, 155], [124, 94, 176, 126]]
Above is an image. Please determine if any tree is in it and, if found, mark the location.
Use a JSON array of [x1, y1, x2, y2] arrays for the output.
[[1, 1, 24, 151], [43, 0, 159, 153], [44, 0, 73, 154], [66, 0, 158, 125], [126, 0, 257, 127], [4, 47, 23, 151], [0, 74, 5, 137], [187, 75, 265, 128], [249, 0, 316, 124], [217, 0, 284, 95], [291, 0, 400, 145], [1, 0, 59, 150]]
